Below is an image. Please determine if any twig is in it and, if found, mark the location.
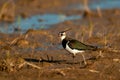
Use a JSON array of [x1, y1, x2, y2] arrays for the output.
[[25, 62, 41, 69], [89, 69, 100, 73], [9, 33, 28, 46], [18, 62, 26, 69], [18, 61, 41, 70], [97, 6, 102, 17], [10, 37, 20, 46]]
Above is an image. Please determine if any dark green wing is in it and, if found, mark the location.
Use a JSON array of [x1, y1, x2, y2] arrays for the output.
[[68, 39, 97, 50]]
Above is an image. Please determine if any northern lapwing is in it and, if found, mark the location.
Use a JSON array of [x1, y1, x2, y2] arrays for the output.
[[58, 29, 97, 65]]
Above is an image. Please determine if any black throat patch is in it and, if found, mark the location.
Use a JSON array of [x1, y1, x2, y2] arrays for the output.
[[62, 39, 68, 49]]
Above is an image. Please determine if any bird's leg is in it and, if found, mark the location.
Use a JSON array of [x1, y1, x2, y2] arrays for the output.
[[72, 54, 76, 64], [80, 53, 87, 65]]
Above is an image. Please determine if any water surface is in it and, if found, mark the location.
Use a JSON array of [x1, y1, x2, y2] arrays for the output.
[[0, 0, 120, 33], [0, 14, 81, 33]]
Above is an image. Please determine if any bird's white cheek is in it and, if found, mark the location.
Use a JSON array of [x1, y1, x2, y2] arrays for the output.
[[61, 36, 66, 40]]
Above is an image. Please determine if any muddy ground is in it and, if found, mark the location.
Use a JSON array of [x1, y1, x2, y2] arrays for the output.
[[0, 0, 120, 80]]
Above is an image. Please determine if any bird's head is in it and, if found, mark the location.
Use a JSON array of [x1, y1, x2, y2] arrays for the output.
[[58, 28, 71, 41], [58, 31, 66, 41]]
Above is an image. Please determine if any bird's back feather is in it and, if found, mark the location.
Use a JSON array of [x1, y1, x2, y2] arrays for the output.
[[66, 38, 97, 51]]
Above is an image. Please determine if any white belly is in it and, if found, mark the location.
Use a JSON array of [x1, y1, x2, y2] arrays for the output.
[[66, 44, 84, 55]]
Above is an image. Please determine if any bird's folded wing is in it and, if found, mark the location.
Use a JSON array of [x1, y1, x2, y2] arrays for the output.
[[68, 40, 97, 50]]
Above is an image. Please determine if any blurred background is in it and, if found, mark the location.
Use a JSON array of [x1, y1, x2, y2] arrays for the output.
[[0, 0, 119, 33]]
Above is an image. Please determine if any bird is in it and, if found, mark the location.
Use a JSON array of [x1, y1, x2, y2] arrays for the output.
[[58, 29, 97, 65]]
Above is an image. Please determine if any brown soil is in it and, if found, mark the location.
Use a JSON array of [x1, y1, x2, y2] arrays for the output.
[[0, 0, 120, 80]]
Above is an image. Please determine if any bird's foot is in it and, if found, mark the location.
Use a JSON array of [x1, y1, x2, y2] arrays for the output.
[[84, 61, 87, 65], [79, 61, 87, 68]]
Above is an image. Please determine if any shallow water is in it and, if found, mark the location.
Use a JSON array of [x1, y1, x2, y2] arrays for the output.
[[90, 0, 120, 9], [0, 14, 81, 33], [69, 0, 120, 10], [0, 0, 120, 33]]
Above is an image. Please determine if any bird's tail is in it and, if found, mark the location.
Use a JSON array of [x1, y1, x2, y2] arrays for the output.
[[91, 46, 98, 51], [94, 45, 120, 53]]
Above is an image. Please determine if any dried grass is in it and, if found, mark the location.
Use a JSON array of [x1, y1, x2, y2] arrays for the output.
[[0, 0, 15, 22]]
